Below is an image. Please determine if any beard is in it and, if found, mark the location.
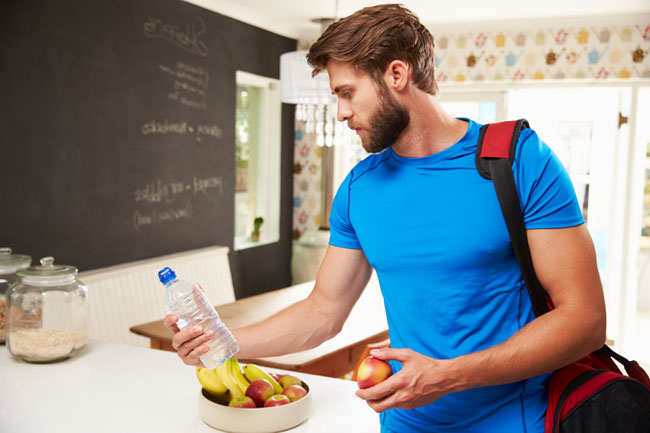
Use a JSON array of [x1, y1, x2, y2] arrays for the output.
[[360, 84, 410, 154]]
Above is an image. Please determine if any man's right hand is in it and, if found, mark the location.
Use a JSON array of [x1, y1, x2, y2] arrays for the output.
[[164, 246, 372, 365], [163, 314, 215, 366]]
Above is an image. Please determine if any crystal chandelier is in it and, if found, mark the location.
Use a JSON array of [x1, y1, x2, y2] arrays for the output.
[[279, 17, 354, 147]]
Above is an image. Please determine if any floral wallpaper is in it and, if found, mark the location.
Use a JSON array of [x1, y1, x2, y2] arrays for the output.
[[292, 122, 324, 239], [434, 21, 650, 83]]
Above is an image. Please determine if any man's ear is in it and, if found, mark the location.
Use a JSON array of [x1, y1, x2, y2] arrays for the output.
[[383, 60, 410, 92]]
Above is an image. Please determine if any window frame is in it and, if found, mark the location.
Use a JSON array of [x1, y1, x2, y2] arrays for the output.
[[234, 70, 281, 251]]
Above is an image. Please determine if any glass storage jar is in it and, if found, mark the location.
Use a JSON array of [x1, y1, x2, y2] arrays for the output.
[[7, 256, 88, 363], [0, 247, 32, 344]]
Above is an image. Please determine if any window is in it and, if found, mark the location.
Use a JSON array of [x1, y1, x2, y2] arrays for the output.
[[506, 87, 623, 266], [439, 91, 506, 124], [234, 71, 281, 250]]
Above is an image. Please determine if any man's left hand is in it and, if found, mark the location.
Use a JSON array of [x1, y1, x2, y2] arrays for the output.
[[354, 347, 460, 412]]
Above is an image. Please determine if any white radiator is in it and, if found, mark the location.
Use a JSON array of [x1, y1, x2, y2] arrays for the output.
[[79, 246, 235, 347]]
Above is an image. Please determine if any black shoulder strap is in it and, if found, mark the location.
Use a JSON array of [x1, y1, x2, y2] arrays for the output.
[[476, 119, 550, 317]]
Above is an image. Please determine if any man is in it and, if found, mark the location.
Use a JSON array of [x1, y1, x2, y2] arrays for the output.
[[165, 4, 606, 432]]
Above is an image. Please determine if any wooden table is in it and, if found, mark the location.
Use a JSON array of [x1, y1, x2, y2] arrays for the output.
[[130, 275, 389, 378]]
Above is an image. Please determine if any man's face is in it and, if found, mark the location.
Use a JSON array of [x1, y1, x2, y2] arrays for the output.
[[327, 61, 410, 153]]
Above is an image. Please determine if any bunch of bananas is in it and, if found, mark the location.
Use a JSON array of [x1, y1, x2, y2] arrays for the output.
[[196, 358, 283, 404]]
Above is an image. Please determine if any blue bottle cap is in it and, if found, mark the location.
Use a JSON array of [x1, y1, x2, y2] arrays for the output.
[[158, 267, 177, 285]]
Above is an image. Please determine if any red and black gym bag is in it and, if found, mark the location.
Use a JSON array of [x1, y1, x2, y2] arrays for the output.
[[476, 119, 650, 433]]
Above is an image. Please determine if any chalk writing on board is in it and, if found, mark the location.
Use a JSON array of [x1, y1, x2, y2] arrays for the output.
[[159, 61, 209, 110], [132, 200, 194, 232], [134, 176, 223, 204], [193, 175, 223, 195], [141, 119, 189, 136], [143, 16, 208, 57], [141, 119, 222, 142], [169, 90, 207, 110], [159, 62, 209, 88], [196, 124, 223, 142]]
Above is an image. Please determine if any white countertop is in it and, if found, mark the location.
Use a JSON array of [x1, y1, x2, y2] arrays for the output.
[[0, 341, 380, 433]]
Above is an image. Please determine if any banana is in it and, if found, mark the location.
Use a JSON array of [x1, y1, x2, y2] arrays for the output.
[[216, 361, 245, 400], [196, 367, 228, 398], [242, 363, 283, 394], [228, 358, 250, 394]]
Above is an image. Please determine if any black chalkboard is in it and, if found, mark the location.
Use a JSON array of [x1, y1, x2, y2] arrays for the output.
[[0, 0, 296, 277]]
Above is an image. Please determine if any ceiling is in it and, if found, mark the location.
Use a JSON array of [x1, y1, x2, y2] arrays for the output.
[[186, 0, 650, 45]]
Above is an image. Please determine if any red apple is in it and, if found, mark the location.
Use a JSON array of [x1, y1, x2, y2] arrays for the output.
[[245, 379, 275, 408], [228, 396, 256, 408], [356, 356, 393, 389], [279, 374, 302, 389], [281, 384, 307, 402], [263, 394, 291, 407], [269, 372, 280, 382]]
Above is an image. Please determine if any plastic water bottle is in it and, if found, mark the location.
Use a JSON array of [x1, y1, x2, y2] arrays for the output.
[[158, 267, 238, 368]]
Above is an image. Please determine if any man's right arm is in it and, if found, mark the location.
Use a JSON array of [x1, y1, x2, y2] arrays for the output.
[[164, 245, 372, 366]]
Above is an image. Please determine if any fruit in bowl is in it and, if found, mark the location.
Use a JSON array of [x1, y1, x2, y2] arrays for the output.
[[196, 364, 229, 404], [278, 374, 302, 388], [245, 379, 275, 407], [198, 358, 309, 408], [197, 359, 312, 433], [281, 384, 308, 402], [229, 396, 257, 408], [263, 394, 291, 407], [243, 363, 283, 395]]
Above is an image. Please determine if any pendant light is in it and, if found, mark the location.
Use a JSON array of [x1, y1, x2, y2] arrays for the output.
[[279, 4, 354, 147]]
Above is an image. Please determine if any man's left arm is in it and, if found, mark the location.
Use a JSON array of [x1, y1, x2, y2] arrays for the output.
[[357, 223, 606, 411]]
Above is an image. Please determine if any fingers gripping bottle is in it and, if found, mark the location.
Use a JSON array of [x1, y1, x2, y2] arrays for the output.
[[158, 267, 238, 368]]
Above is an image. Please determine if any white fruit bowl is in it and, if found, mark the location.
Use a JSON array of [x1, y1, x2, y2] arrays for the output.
[[198, 379, 312, 433]]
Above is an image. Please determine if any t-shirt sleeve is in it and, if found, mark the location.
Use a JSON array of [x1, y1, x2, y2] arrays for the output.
[[514, 128, 586, 229], [328, 171, 362, 249]]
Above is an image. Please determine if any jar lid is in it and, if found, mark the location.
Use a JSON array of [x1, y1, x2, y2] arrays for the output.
[[0, 247, 32, 273], [17, 256, 78, 284]]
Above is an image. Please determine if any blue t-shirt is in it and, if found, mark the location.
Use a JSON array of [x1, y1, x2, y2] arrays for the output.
[[329, 119, 584, 433]]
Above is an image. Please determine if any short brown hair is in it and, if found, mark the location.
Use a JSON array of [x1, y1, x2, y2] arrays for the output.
[[307, 4, 438, 95]]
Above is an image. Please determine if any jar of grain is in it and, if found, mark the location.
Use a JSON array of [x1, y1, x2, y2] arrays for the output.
[[6, 256, 88, 363], [0, 248, 32, 344]]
